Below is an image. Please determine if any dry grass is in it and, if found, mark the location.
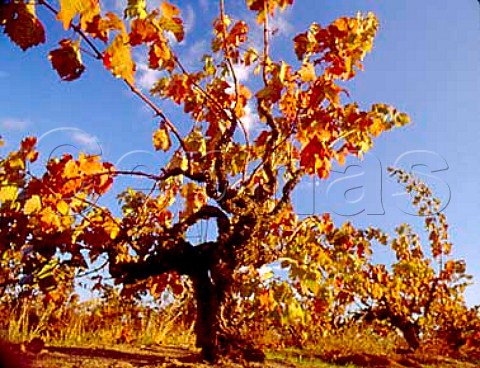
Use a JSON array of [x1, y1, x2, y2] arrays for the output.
[[0, 296, 194, 348], [1, 298, 480, 368]]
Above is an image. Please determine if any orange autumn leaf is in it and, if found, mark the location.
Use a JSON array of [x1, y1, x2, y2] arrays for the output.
[[300, 136, 332, 178], [20, 136, 39, 162], [85, 12, 124, 43], [159, 1, 184, 42], [246, 0, 293, 23], [160, 1, 180, 18], [129, 17, 160, 46], [180, 183, 207, 218], [149, 42, 174, 71]]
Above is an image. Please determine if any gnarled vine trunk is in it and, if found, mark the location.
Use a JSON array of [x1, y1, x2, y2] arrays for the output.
[[191, 269, 221, 362], [190, 264, 265, 363], [363, 307, 420, 351], [112, 246, 265, 362]]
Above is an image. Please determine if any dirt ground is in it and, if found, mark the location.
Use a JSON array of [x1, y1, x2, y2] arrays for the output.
[[3, 343, 296, 368], [2, 342, 479, 368]]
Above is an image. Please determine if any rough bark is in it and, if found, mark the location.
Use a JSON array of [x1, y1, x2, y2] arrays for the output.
[[191, 269, 221, 362], [362, 307, 420, 350]]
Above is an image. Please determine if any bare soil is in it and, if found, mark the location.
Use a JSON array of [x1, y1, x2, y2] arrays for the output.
[[2, 342, 479, 368], [3, 343, 296, 368]]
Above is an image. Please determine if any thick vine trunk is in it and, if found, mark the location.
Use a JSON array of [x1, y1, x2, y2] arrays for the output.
[[191, 268, 265, 363], [191, 269, 221, 362], [109, 237, 265, 362], [400, 322, 420, 351], [363, 307, 421, 351]]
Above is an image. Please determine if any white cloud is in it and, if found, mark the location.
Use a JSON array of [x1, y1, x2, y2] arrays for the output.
[[0, 118, 29, 131], [70, 131, 100, 150], [183, 5, 196, 35], [182, 40, 208, 69], [240, 104, 257, 132], [137, 62, 163, 90], [270, 10, 294, 37], [232, 64, 252, 83]]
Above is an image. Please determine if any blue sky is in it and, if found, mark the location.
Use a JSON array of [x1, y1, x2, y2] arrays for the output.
[[1, 0, 480, 306]]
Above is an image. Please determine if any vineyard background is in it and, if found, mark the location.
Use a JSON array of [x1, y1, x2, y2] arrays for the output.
[[1, 0, 480, 367]]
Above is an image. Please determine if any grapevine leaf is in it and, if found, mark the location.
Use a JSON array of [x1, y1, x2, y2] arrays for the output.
[[57, 0, 100, 30], [153, 123, 171, 151], [103, 34, 136, 84], [48, 39, 85, 81], [124, 0, 147, 19], [85, 12, 124, 43], [160, 2, 180, 18], [149, 42, 174, 71], [24, 195, 42, 215], [0, 185, 18, 203], [1, 2, 45, 51], [159, 1, 184, 42]]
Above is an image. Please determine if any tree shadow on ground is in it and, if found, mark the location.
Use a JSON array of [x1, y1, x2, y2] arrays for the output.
[[46, 345, 200, 365]]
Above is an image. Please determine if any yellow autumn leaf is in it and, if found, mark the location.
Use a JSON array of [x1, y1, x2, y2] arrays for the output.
[[152, 124, 171, 151], [56, 200, 70, 215], [288, 302, 305, 322], [0, 185, 18, 203], [279, 61, 290, 83], [57, 0, 100, 30], [124, 0, 147, 19], [103, 34, 136, 84], [298, 62, 316, 82], [169, 151, 188, 171], [24, 195, 42, 215], [40, 209, 61, 229], [184, 128, 206, 155], [105, 220, 120, 240]]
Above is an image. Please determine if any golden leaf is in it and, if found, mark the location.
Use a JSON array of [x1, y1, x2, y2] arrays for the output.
[[56, 200, 70, 216], [149, 42, 174, 71], [103, 34, 136, 84], [57, 0, 100, 30], [24, 195, 42, 215], [0, 185, 18, 203], [160, 2, 180, 18], [124, 0, 147, 19], [152, 124, 171, 151], [298, 62, 316, 82]]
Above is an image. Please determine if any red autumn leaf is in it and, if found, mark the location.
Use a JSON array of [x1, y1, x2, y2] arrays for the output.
[[48, 39, 85, 81], [1, 2, 45, 51], [129, 18, 160, 46]]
